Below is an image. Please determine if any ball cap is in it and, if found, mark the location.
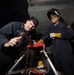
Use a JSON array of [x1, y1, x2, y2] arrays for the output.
[[47, 8, 60, 19]]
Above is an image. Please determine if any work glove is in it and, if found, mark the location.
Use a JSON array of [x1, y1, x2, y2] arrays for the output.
[[33, 39, 44, 47], [50, 33, 61, 38], [38, 39, 44, 44]]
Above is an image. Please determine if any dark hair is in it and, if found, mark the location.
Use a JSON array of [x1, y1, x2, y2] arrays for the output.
[[28, 17, 39, 27], [47, 8, 65, 22], [47, 8, 60, 20]]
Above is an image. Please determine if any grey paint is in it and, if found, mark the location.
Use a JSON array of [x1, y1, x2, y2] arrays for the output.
[[28, 0, 74, 33]]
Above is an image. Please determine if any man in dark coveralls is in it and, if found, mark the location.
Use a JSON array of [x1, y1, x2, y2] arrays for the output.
[[0, 17, 39, 74], [35, 8, 74, 75]]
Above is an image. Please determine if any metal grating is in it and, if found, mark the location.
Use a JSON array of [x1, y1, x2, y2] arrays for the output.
[[28, 0, 74, 7]]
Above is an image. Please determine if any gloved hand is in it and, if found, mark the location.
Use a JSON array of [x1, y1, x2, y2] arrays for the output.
[[38, 39, 44, 44], [33, 39, 44, 47], [50, 33, 61, 38]]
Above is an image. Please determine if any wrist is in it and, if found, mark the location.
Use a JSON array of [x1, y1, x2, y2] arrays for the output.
[[55, 33, 61, 38]]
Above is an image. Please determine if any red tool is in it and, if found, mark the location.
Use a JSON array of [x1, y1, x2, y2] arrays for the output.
[[26, 43, 44, 48]]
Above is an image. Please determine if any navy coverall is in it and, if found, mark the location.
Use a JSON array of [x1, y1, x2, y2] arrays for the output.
[[42, 21, 74, 75], [0, 22, 35, 74]]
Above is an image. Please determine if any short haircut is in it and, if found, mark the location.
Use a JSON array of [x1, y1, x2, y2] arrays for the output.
[[28, 17, 39, 27]]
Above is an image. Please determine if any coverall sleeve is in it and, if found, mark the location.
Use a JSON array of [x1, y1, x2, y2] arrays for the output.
[[61, 23, 73, 39], [0, 22, 15, 50], [41, 27, 50, 42]]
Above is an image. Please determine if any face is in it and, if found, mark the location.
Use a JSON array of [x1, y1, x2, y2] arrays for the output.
[[24, 20, 35, 31], [50, 15, 60, 25]]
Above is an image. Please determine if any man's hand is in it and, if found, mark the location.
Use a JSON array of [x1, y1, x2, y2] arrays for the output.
[[4, 36, 22, 47]]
